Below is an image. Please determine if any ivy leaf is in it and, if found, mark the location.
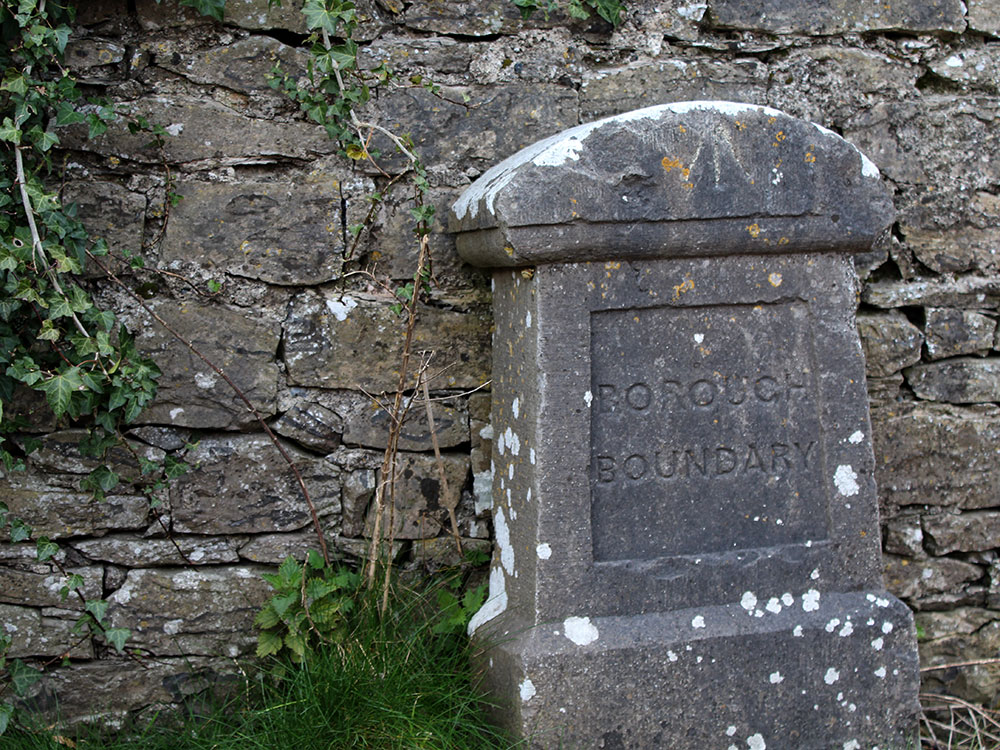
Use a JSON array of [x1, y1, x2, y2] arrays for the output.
[[0, 702, 12, 736], [36, 536, 59, 562], [84, 599, 109, 625], [302, 0, 340, 34], [9, 518, 32, 543], [0, 117, 22, 144], [60, 573, 85, 601], [1, 70, 28, 95], [104, 628, 130, 654], [8, 660, 42, 697], [36, 366, 83, 418], [55, 101, 86, 127]]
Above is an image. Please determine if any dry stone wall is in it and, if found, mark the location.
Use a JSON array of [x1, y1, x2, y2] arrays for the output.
[[1, 0, 999, 722]]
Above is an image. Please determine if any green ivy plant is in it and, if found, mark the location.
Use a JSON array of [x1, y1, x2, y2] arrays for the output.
[[511, 0, 625, 25]]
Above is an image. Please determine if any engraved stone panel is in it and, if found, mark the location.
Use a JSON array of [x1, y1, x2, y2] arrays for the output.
[[590, 302, 827, 561]]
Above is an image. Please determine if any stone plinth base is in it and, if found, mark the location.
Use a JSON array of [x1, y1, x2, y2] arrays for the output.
[[480, 591, 918, 749]]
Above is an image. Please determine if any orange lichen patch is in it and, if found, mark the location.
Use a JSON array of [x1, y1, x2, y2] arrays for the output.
[[661, 156, 683, 172], [778, 237, 790, 246], [768, 116, 777, 124], [683, 182, 694, 189], [746, 223, 762, 238], [805, 151, 816, 163], [735, 120, 747, 131], [768, 272, 783, 287], [504, 246, 515, 257], [678, 124, 687, 133], [672, 278, 695, 299]]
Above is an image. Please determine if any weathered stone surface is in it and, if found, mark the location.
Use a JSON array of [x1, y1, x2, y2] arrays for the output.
[[580, 58, 768, 120], [469, 391, 493, 515], [272, 402, 344, 454], [906, 358, 1000, 403], [410, 536, 491, 567], [283, 292, 491, 392], [903, 223, 1000, 274], [929, 48, 1000, 93], [866, 374, 904, 407], [131, 298, 280, 429], [451, 103, 894, 261], [1, 475, 149, 539], [63, 38, 127, 76], [924, 307, 997, 360], [857, 311, 924, 377], [361, 34, 476, 78], [767, 46, 918, 125], [400, 0, 545, 36], [162, 178, 344, 285], [923, 511, 1000, 555], [342, 395, 469, 452], [0, 562, 102, 610], [21, 656, 238, 725], [864, 276, 1000, 309], [708, 0, 966, 34], [169, 435, 341, 535], [844, 97, 1000, 190], [872, 403, 1000, 509], [153, 37, 308, 99], [65, 95, 334, 165], [107, 566, 271, 656], [62, 181, 145, 261], [0, 604, 93, 659], [76, 0, 126, 24], [883, 514, 925, 557], [23, 429, 164, 478], [371, 83, 579, 172], [968, 0, 1000, 34], [883, 554, 983, 602], [71, 535, 242, 566], [365, 452, 469, 540], [341, 468, 376, 537], [917, 609, 1000, 704]]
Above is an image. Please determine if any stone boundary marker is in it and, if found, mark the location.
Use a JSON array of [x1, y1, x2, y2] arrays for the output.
[[450, 102, 920, 749]]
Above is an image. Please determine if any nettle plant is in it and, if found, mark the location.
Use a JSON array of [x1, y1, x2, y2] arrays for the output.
[[0, 0, 626, 733]]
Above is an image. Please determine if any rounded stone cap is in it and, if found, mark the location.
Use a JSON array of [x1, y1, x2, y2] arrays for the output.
[[449, 101, 894, 267]]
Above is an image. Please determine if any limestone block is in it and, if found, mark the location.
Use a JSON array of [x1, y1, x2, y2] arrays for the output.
[[708, 0, 966, 34], [341, 468, 376, 538], [365, 452, 469, 540], [370, 83, 579, 172], [283, 292, 491, 392], [63, 38, 127, 75], [883, 514, 925, 557], [411, 536, 491, 567], [872, 403, 1000, 509], [924, 307, 997, 360], [929, 47, 1000, 93], [1, 474, 148, 539], [0, 603, 93, 659], [62, 181, 146, 262], [856, 311, 924, 378], [863, 276, 1000, 310], [152, 36, 308, 99], [580, 58, 768, 121], [767, 47, 918, 124], [906, 358, 1000, 403], [903, 223, 1000, 274], [883, 554, 983, 602], [107, 566, 272, 656], [923, 511, 1000, 555], [400, 0, 543, 35], [340, 394, 469, 452], [0, 562, 102, 610], [162, 178, 344, 285], [169, 435, 341, 535], [272, 401, 344, 454], [866, 374, 903, 408], [360, 34, 476, 77], [917, 609, 1000, 704], [130, 298, 280, 429], [64, 95, 334, 165], [71, 535, 242, 566], [237, 530, 339, 564], [20, 656, 238, 726], [968, 0, 1000, 34]]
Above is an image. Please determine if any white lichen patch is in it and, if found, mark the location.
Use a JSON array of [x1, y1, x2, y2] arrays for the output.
[[803, 589, 821, 612], [871, 637, 884, 651], [169, 407, 184, 421], [839, 622, 854, 637], [747, 733, 766, 750], [563, 616, 599, 645], [584, 391, 593, 407], [882, 622, 894, 634], [844, 740, 861, 750], [536, 542, 552, 560], [781, 593, 794, 606], [769, 671, 783, 684], [325, 295, 358, 321], [512, 397, 520, 419], [834, 465, 860, 497], [874, 666, 887, 679], [826, 618, 841, 633], [691, 615, 706, 629], [519, 677, 536, 702], [741, 591, 757, 612], [194, 371, 217, 390], [533, 136, 585, 167], [726, 726, 737, 736], [676, 2, 707, 20], [468, 565, 508, 635], [793, 625, 804, 637], [824, 667, 840, 685], [848, 430, 864, 444], [668, 650, 678, 662], [693, 333, 705, 343], [494, 508, 514, 575], [765, 598, 782, 614]]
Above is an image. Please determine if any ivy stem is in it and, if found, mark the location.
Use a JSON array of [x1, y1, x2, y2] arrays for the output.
[[14, 145, 95, 346], [86, 252, 331, 566]]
